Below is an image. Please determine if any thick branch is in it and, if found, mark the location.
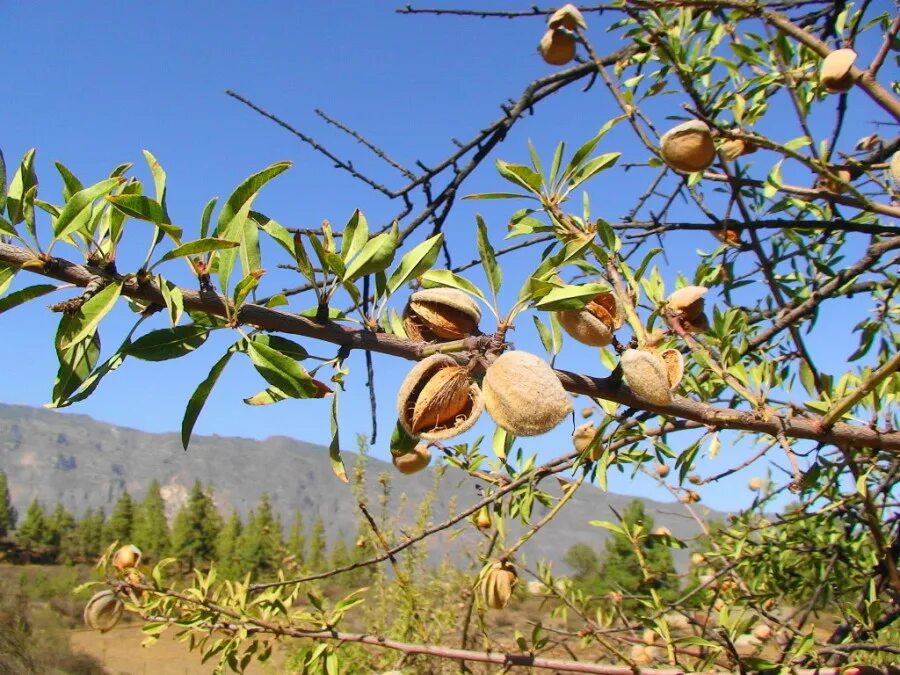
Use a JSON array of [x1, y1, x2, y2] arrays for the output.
[[2, 242, 897, 452]]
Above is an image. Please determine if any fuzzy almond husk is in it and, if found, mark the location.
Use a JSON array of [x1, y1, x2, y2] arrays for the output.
[[581, 405, 594, 418], [539, 29, 576, 66], [481, 561, 518, 610], [112, 544, 142, 571], [548, 4, 587, 30], [620, 349, 672, 405], [84, 590, 124, 633], [483, 351, 572, 436], [890, 151, 900, 186], [660, 121, 716, 173], [403, 288, 481, 342], [820, 48, 856, 93], [656, 463, 670, 477], [660, 348, 684, 390], [573, 423, 599, 458], [816, 168, 852, 194], [556, 292, 623, 347], [719, 137, 758, 161], [666, 285, 707, 320], [392, 443, 432, 475], [397, 354, 483, 440]]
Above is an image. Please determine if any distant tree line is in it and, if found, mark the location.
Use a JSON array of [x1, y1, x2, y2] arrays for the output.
[[0, 470, 363, 580]]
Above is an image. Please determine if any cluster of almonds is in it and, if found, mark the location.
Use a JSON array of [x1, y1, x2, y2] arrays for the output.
[[83, 544, 143, 633], [538, 4, 586, 66], [479, 560, 518, 610], [395, 288, 573, 468]]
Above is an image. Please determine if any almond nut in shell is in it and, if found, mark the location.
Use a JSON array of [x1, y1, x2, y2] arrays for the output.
[[483, 351, 572, 436], [112, 544, 142, 571], [660, 121, 716, 173], [820, 48, 856, 93], [392, 443, 432, 475], [84, 590, 125, 633], [480, 560, 518, 610], [397, 354, 483, 440], [539, 29, 576, 66], [620, 349, 672, 406], [403, 288, 481, 342], [556, 291, 624, 347]]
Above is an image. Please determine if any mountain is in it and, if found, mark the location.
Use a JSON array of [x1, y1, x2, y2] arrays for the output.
[[0, 403, 722, 571]]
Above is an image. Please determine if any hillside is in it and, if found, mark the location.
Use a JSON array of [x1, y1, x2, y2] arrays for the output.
[[0, 403, 721, 570]]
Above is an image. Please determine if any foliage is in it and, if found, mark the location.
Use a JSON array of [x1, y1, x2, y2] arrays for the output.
[[0, 470, 16, 537], [131, 479, 171, 561], [103, 489, 134, 545], [0, 1, 899, 672]]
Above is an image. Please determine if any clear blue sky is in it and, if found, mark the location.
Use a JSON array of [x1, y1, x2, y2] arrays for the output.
[[1, 1, 891, 513]]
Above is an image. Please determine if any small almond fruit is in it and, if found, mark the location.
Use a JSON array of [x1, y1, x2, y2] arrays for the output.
[[397, 354, 483, 440], [656, 463, 670, 478], [820, 48, 856, 93], [680, 490, 701, 504], [483, 351, 572, 436], [573, 423, 600, 459], [556, 291, 624, 347], [474, 507, 492, 530], [660, 348, 684, 390], [539, 29, 576, 66], [403, 288, 481, 342], [660, 121, 716, 173], [580, 405, 594, 419], [480, 560, 518, 610], [112, 544, 142, 571], [654, 527, 671, 538], [719, 137, 758, 161], [642, 628, 657, 645], [691, 553, 706, 566], [84, 590, 124, 633], [392, 443, 432, 475], [620, 349, 672, 405], [547, 4, 587, 30], [666, 286, 708, 321], [748, 476, 765, 491], [753, 623, 772, 641]]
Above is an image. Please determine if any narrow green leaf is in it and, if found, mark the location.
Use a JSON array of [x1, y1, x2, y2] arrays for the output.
[[492, 425, 511, 461], [53, 178, 121, 241], [52, 314, 101, 404], [158, 275, 184, 327], [534, 283, 609, 311], [217, 195, 256, 297], [566, 152, 621, 192], [561, 118, 621, 182], [390, 420, 418, 455], [0, 284, 59, 314], [254, 212, 294, 256], [344, 221, 398, 281], [246, 339, 316, 398], [548, 141, 565, 189], [475, 215, 502, 300], [6, 149, 36, 226], [533, 315, 553, 355], [59, 281, 123, 349], [182, 351, 233, 449], [420, 269, 487, 301], [0, 215, 17, 239], [124, 325, 209, 361], [0, 148, 6, 213], [54, 162, 84, 202], [217, 162, 291, 232], [462, 192, 532, 201], [0, 265, 15, 296], [341, 209, 369, 262], [329, 392, 348, 483], [244, 387, 289, 406], [49, 350, 126, 409], [142, 150, 170, 220], [200, 197, 218, 239], [105, 194, 182, 240], [158, 238, 240, 264], [387, 232, 443, 295], [495, 160, 543, 194]]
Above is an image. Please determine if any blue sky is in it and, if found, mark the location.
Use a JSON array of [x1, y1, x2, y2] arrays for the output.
[[1, 1, 892, 513]]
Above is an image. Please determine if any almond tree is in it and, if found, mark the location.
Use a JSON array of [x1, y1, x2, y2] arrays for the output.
[[3, 1, 899, 672]]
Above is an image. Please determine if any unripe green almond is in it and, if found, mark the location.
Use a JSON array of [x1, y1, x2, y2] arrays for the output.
[[620, 349, 672, 405], [660, 121, 716, 173], [483, 351, 572, 436]]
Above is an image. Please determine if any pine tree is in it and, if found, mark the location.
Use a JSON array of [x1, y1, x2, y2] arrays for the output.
[[132, 479, 171, 561], [45, 503, 76, 559], [216, 511, 243, 578], [600, 500, 679, 604], [329, 531, 351, 570], [171, 481, 222, 570], [308, 514, 327, 572], [62, 507, 106, 562], [104, 490, 134, 545], [0, 470, 17, 537], [235, 494, 283, 579], [286, 511, 307, 569], [15, 499, 49, 548]]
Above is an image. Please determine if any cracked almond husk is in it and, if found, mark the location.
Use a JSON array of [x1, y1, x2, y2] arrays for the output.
[[392, 443, 432, 475], [820, 48, 856, 93], [547, 4, 587, 30], [556, 291, 624, 347], [660, 348, 684, 390], [659, 121, 716, 173], [112, 544, 142, 571], [539, 28, 576, 66], [83, 590, 124, 633], [483, 351, 572, 436], [402, 288, 481, 342], [396, 354, 483, 440], [620, 348, 673, 405], [718, 137, 758, 161], [666, 285, 707, 321], [480, 560, 518, 610]]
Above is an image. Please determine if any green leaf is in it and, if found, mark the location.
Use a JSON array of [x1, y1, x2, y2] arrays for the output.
[[589, 520, 625, 535], [142, 150, 170, 220], [59, 281, 123, 349], [243, 387, 289, 406], [561, 118, 621, 182], [495, 160, 543, 194], [6, 149, 36, 227], [340, 209, 369, 263], [344, 221, 398, 281], [200, 197, 218, 240], [217, 161, 291, 232], [387, 232, 443, 295], [0, 264, 15, 296], [549, 141, 565, 189], [217, 195, 256, 297], [0, 284, 58, 314], [462, 192, 533, 201], [246, 339, 316, 398], [158, 275, 184, 327], [157, 238, 240, 264], [251, 334, 308, 360], [105, 194, 182, 240], [390, 420, 418, 455], [0, 148, 6, 213], [182, 351, 234, 449], [329, 392, 348, 483], [0, 214, 18, 240], [53, 178, 121, 241], [566, 152, 621, 192], [492, 425, 512, 461], [420, 269, 487, 302], [475, 215, 502, 301], [54, 162, 84, 202], [51, 314, 101, 404], [534, 283, 608, 310], [124, 325, 209, 361], [232, 273, 260, 310], [533, 315, 553, 355]]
